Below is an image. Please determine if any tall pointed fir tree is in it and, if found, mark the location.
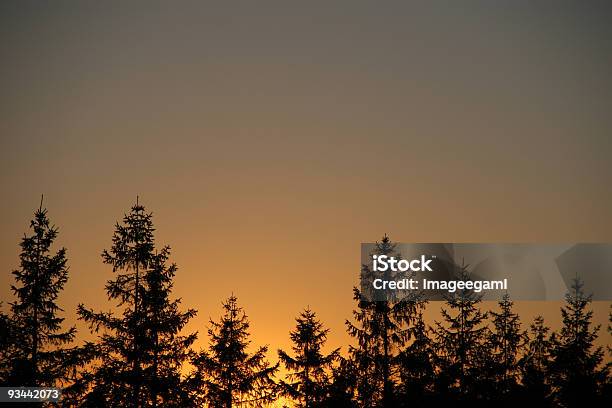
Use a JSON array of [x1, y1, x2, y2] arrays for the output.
[[77, 200, 197, 407], [396, 308, 436, 408], [0, 303, 14, 384], [139, 247, 198, 407], [549, 278, 607, 407], [607, 305, 612, 402], [326, 356, 357, 408], [191, 295, 278, 407], [278, 307, 340, 407], [608, 304, 611, 356], [433, 261, 489, 404], [487, 293, 526, 405], [346, 235, 416, 407], [5, 200, 76, 387], [519, 315, 553, 406]]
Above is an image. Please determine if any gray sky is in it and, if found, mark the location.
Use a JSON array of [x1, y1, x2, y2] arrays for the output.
[[1, 0, 611, 358]]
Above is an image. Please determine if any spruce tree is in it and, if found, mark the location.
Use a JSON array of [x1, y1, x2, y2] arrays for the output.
[[345, 288, 379, 408], [396, 309, 436, 407], [6, 201, 76, 387], [346, 235, 415, 407], [487, 293, 526, 402], [433, 262, 489, 404], [77, 201, 196, 407], [549, 278, 606, 407], [607, 306, 612, 403], [325, 356, 357, 408], [519, 315, 553, 406], [278, 307, 339, 407], [101, 199, 155, 404], [0, 303, 13, 385], [139, 247, 198, 407], [191, 295, 277, 407], [608, 305, 612, 356]]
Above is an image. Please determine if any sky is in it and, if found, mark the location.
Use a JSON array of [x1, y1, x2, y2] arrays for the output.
[[1, 1, 611, 367]]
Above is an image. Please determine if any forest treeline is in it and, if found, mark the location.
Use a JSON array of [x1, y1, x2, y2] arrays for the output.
[[0, 200, 611, 407]]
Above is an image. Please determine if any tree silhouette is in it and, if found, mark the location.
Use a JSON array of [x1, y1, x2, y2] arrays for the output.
[[519, 315, 553, 406], [396, 308, 436, 407], [346, 235, 415, 407], [102, 199, 155, 405], [433, 262, 489, 404], [191, 295, 278, 407], [325, 356, 357, 408], [607, 306, 612, 403], [77, 201, 196, 407], [608, 305, 612, 356], [139, 247, 198, 407], [278, 307, 339, 407], [0, 303, 14, 385], [5, 201, 76, 388], [487, 293, 526, 404], [3, 208, 612, 407], [549, 278, 607, 407]]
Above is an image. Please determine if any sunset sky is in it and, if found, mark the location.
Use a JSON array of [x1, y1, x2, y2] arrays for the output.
[[1, 1, 611, 365]]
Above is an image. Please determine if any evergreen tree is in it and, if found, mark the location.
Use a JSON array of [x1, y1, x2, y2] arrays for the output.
[[77, 201, 196, 407], [191, 295, 277, 407], [519, 315, 553, 406], [278, 307, 339, 407], [139, 247, 198, 407], [396, 309, 436, 407], [346, 235, 415, 407], [6, 201, 76, 387], [101, 199, 155, 404], [608, 305, 612, 355], [606, 305, 612, 404], [325, 356, 357, 408], [0, 303, 13, 384], [487, 293, 526, 403], [345, 288, 379, 408], [549, 278, 607, 407], [432, 262, 489, 404]]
